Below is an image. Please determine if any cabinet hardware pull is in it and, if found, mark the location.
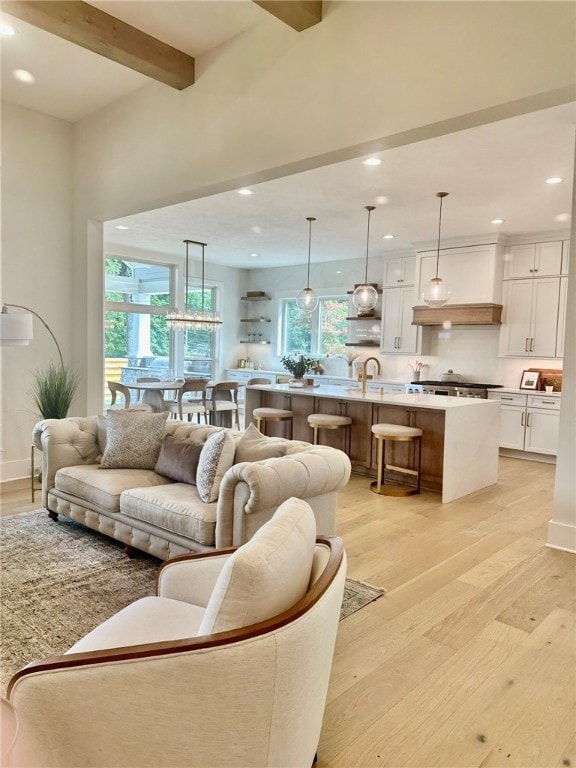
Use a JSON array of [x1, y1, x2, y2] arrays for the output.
[[521, 412, 525, 426], [398, 337, 402, 348], [525, 338, 529, 352], [529, 338, 534, 352], [527, 413, 532, 427], [501, 396, 514, 401]]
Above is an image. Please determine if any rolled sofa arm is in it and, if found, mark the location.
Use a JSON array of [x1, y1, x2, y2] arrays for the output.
[[33, 417, 101, 507], [216, 447, 351, 546]]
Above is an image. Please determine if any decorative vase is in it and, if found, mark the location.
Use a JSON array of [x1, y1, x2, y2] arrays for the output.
[[413, 371, 420, 382]]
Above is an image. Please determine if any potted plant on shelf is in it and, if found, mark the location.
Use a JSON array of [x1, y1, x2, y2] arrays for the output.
[[280, 354, 316, 381]]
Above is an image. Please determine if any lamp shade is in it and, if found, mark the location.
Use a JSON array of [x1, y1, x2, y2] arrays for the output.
[[421, 277, 451, 307], [352, 283, 379, 315], [296, 287, 319, 313], [0, 311, 33, 346]]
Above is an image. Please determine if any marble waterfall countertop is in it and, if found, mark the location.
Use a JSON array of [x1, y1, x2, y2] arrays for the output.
[[245, 382, 500, 410]]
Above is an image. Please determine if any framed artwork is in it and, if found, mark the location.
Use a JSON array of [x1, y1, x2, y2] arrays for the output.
[[520, 370, 539, 390]]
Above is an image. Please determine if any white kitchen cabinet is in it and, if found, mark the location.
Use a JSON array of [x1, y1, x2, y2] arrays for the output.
[[504, 241, 563, 279], [382, 256, 415, 288], [561, 239, 570, 274], [488, 391, 561, 456], [415, 243, 504, 304], [556, 276, 568, 358], [499, 277, 561, 357], [380, 286, 419, 354]]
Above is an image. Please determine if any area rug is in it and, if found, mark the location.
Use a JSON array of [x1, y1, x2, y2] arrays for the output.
[[0, 510, 384, 692]]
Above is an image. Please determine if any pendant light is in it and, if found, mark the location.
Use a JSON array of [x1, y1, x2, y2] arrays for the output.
[[167, 239, 222, 331], [296, 216, 319, 313], [422, 192, 451, 307], [352, 205, 378, 316]]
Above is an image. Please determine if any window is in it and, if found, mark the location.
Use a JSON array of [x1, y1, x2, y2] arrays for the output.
[[104, 258, 218, 404], [281, 296, 348, 356]]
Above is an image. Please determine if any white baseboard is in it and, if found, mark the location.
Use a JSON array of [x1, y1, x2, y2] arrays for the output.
[[0, 458, 31, 484], [547, 520, 576, 554], [499, 448, 556, 465]]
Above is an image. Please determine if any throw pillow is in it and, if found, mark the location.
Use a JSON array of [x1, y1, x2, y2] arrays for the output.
[[196, 430, 236, 503], [100, 410, 169, 470], [154, 435, 204, 485], [234, 423, 287, 464], [198, 497, 316, 635]]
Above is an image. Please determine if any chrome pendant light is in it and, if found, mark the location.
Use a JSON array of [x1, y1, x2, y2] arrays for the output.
[[352, 205, 378, 316], [296, 216, 319, 313], [167, 239, 222, 331], [422, 192, 451, 308]]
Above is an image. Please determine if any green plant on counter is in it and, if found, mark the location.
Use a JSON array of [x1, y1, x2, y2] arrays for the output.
[[546, 377, 561, 391], [31, 362, 80, 419], [280, 354, 316, 379]]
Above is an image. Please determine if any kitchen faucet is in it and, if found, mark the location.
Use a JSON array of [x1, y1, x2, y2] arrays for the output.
[[359, 356, 382, 395]]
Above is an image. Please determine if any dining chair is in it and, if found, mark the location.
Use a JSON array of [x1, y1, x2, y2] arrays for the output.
[[246, 377, 272, 386], [165, 379, 209, 422], [107, 381, 152, 412], [205, 381, 240, 429]]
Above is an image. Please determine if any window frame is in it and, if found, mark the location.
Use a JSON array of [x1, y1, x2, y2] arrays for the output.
[[278, 293, 349, 357]]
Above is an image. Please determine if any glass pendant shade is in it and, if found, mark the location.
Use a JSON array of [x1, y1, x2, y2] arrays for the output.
[[297, 216, 318, 314], [352, 205, 378, 316], [166, 239, 222, 331], [422, 192, 450, 308], [296, 287, 319, 313], [352, 283, 378, 315], [421, 276, 451, 307]]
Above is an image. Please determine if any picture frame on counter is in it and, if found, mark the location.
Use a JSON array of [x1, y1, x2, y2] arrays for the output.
[[520, 370, 540, 390]]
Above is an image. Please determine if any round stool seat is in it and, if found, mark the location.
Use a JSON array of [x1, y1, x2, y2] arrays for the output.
[[372, 423, 422, 439], [253, 407, 293, 419], [308, 414, 352, 427]]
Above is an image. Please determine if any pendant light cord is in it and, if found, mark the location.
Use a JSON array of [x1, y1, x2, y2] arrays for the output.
[[184, 240, 191, 312], [183, 239, 209, 314], [364, 205, 375, 284], [435, 192, 448, 280], [306, 216, 315, 289]]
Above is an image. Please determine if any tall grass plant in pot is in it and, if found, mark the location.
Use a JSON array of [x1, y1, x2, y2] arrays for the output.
[[31, 362, 79, 419]]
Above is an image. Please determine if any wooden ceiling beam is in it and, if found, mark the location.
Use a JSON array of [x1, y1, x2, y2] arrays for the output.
[[3, 1, 195, 90], [253, 1, 322, 31]]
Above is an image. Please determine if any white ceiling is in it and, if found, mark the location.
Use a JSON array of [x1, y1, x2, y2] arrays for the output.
[[1, 3, 574, 269]]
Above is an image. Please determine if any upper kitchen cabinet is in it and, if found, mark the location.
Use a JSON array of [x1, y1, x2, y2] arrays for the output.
[[562, 240, 570, 275], [503, 241, 563, 279], [499, 277, 561, 357], [415, 242, 505, 305], [382, 256, 415, 288], [380, 286, 420, 354]]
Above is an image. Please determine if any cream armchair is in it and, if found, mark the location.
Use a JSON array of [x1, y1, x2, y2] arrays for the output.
[[6, 499, 346, 768]]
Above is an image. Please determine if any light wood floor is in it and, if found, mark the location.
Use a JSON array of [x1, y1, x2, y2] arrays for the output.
[[1, 458, 575, 767]]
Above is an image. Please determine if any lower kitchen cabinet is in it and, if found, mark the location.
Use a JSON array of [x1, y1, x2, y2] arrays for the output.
[[488, 392, 561, 456], [372, 404, 445, 492]]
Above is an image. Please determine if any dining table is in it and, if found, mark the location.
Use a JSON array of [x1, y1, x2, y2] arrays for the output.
[[131, 379, 236, 427]]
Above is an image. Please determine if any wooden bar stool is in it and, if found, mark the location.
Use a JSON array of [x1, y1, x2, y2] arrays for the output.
[[253, 407, 293, 439], [307, 413, 352, 453], [371, 423, 422, 496]]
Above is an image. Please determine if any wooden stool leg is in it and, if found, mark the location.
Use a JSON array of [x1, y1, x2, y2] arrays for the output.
[[288, 418, 293, 440]]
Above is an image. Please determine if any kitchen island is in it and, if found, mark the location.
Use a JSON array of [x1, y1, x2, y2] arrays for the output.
[[245, 383, 501, 503]]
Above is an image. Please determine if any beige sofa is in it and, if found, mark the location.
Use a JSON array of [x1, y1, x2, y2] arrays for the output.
[[33, 417, 351, 560]]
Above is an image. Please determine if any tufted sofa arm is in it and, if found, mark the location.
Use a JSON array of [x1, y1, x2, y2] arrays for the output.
[[215, 448, 351, 547], [33, 418, 101, 508]]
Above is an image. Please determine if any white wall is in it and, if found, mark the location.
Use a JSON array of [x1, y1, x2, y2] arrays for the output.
[[0, 103, 73, 481]]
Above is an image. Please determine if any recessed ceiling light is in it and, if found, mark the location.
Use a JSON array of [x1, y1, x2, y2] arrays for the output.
[[1, 23, 16, 36], [249, 253, 259, 258], [491, 218, 505, 225], [383, 234, 395, 240], [335, 270, 342, 274], [13, 69, 35, 84], [362, 158, 381, 166], [115, 225, 130, 230], [374, 195, 389, 205], [554, 213, 571, 223], [250, 225, 262, 234], [545, 177, 564, 184], [237, 188, 253, 196]]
